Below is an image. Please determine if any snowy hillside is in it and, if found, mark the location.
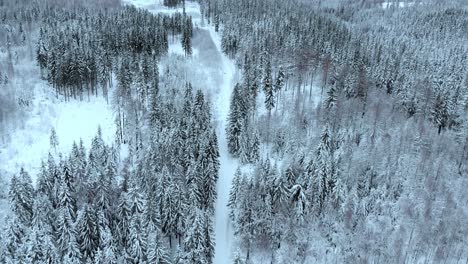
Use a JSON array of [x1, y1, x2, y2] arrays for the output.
[[0, 0, 466, 263]]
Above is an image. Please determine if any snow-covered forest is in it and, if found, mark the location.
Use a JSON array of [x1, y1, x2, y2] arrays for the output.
[[0, 0, 467, 263]]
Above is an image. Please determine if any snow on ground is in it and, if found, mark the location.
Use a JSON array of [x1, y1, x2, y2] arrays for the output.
[[382, 1, 417, 8], [204, 25, 240, 264], [0, 82, 115, 182], [168, 36, 199, 57], [123, 0, 201, 23]]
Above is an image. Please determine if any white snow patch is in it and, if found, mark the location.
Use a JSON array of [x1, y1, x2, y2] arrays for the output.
[[168, 36, 199, 57], [123, 0, 201, 23], [0, 83, 115, 182], [381, 1, 416, 8]]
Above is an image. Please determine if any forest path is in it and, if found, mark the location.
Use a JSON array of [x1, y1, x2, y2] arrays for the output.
[[190, 21, 239, 264], [205, 25, 239, 264], [190, 18, 239, 264]]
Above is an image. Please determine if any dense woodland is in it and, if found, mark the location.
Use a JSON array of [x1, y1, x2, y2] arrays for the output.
[[0, 0, 218, 263], [0, 0, 467, 263], [204, 0, 468, 262]]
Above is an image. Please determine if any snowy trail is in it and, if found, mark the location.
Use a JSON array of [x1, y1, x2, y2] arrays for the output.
[[207, 27, 239, 264]]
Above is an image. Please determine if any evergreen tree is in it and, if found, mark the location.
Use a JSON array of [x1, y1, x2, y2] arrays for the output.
[[262, 59, 272, 95], [203, 213, 215, 264], [127, 215, 146, 263], [184, 209, 205, 264], [4, 216, 25, 261], [432, 93, 449, 134], [234, 179, 254, 260], [228, 168, 242, 221], [274, 66, 285, 94], [117, 191, 131, 250], [50, 128, 59, 151], [42, 233, 59, 264], [263, 59, 275, 114], [57, 169, 77, 221], [250, 130, 260, 163], [31, 194, 53, 233], [181, 16, 193, 56], [76, 205, 99, 260], [9, 169, 34, 226], [97, 227, 117, 264], [289, 184, 307, 223], [239, 125, 251, 164], [36, 28, 48, 76], [271, 172, 289, 212], [147, 232, 171, 264], [21, 226, 45, 263], [56, 207, 80, 261], [226, 84, 246, 156], [325, 83, 338, 109]]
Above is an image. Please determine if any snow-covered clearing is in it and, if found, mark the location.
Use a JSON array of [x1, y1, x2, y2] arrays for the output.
[[124, 0, 201, 22], [0, 82, 115, 181], [127, 0, 240, 262]]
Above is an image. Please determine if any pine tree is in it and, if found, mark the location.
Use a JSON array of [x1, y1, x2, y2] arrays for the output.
[[199, 131, 220, 212], [147, 232, 171, 264], [325, 83, 338, 109], [36, 28, 48, 78], [184, 209, 205, 264], [203, 213, 215, 264], [432, 93, 449, 134], [30, 194, 54, 236], [117, 191, 131, 249], [9, 169, 34, 226], [226, 84, 246, 156], [4, 216, 25, 261], [274, 66, 285, 94], [250, 130, 260, 163], [50, 128, 59, 151], [56, 207, 80, 261], [239, 126, 251, 164], [97, 226, 117, 264], [262, 59, 272, 95], [21, 225, 45, 263], [143, 188, 161, 235], [271, 172, 289, 212], [94, 168, 112, 225], [290, 184, 307, 223], [76, 205, 99, 260], [235, 179, 254, 260], [128, 215, 147, 263], [181, 16, 193, 57], [62, 234, 82, 264], [311, 126, 333, 211], [42, 233, 59, 264], [57, 169, 77, 221], [228, 168, 242, 222], [263, 59, 275, 114], [160, 172, 176, 237]]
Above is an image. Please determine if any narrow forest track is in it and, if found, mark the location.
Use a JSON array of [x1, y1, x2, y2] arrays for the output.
[[205, 26, 239, 264]]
